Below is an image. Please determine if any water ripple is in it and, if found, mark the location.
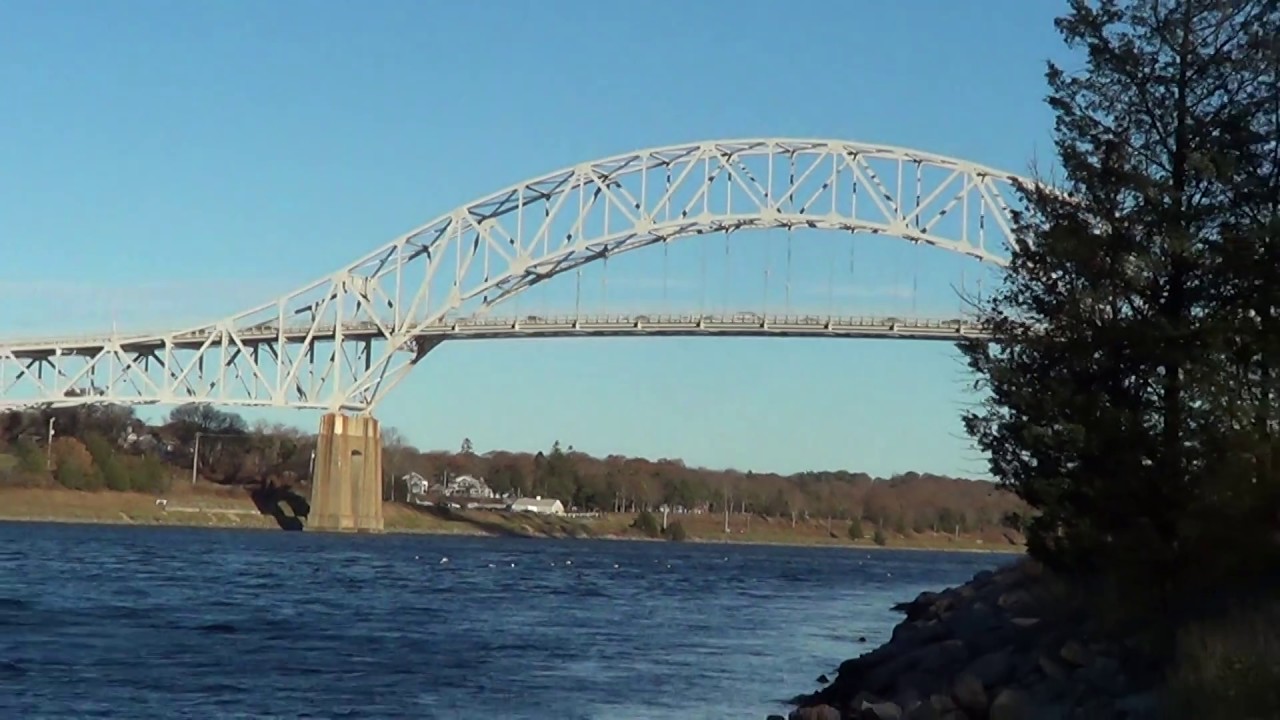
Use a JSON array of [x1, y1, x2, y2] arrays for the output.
[[0, 521, 1006, 718]]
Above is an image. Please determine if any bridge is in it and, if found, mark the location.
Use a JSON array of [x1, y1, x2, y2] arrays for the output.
[[0, 138, 1030, 532]]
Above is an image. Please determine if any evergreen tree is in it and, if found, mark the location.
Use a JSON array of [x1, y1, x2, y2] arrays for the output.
[[847, 517, 864, 541], [961, 0, 1280, 587]]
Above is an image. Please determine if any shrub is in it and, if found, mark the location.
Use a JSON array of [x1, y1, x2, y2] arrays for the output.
[[83, 433, 129, 491], [664, 520, 688, 542], [631, 510, 660, 538], [51, 437, 100, 490]]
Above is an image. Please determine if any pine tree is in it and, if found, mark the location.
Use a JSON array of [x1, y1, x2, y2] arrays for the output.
[[961, 0, 1280, 587]]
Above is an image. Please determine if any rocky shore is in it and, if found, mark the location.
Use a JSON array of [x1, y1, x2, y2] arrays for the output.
[[781, 560, 1165, 720]]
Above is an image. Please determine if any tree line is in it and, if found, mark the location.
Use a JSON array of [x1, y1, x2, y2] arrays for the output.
[[0, 403, 1023, 535]]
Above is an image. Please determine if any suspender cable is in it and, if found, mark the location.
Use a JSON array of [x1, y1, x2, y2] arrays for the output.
[[912, 161, 922, 316], [663, 239, 669, 312], [700, 234, 708, 315], [849, 235, 856, 316], [762, 251, 770, 316], [786, 226, 793, 316], [575, 267, 582, 317], [786, 152, 795, 316], [850, 164, 859, 318], [723, 228, 731, 315], [542, 196, 551, 318], [826, 245, 834, 319], [664, 164, 672, 315]]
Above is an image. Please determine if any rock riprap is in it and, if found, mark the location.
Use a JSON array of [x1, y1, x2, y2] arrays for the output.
[[786, 560, 1163, 720]]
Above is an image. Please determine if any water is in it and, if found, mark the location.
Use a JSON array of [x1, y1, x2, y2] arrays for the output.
[[0, 523, 1008, 719]]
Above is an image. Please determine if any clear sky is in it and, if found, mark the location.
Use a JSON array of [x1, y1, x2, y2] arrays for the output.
[[0, 0, 1069, 477]]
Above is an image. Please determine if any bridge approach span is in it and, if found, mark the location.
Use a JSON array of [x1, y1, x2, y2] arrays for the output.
[[0, 314, 988, 410]]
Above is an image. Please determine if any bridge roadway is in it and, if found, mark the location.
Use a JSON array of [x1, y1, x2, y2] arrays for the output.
[[0, 313, 988, 356]]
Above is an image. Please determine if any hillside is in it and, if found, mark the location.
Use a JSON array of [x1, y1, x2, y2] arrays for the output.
[[0, 403, 1026, 546]]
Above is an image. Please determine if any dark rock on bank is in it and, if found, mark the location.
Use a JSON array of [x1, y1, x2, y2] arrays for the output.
[[785, 559, 1165, 720]]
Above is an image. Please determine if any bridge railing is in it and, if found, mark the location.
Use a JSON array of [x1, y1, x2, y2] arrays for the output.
[[1, 312, 987, 350]]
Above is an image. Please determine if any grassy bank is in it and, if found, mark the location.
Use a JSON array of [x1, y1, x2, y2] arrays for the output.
[[0, 486, 1023, 553]]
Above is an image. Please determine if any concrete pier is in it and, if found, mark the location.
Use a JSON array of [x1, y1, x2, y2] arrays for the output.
[[307, 413, 383, 532]]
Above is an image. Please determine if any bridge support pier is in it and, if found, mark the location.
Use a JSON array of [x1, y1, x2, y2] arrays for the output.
[[307, 412, 384, 533]]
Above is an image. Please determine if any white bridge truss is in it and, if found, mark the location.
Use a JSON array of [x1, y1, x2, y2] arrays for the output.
[[0, 138, 1029, 412]]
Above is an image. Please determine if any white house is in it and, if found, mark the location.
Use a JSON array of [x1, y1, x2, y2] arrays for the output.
[[509, 496, 565, 515], [400, 472, 431, 504], [442, 474, 496, 499]]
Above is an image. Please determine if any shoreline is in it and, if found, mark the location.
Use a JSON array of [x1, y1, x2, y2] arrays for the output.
[[0, 487, 1024, 554], [0, 513, 1024, 555]]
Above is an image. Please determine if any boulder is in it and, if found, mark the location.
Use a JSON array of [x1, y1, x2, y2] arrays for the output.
[[997, 588, 1035, 613], [790, 705, 841, 720], [988, 687, 1034, 720], [890, 619, 950, 651], [894, 670, 946, 700], [856, 700, 904, 720], [1038, 653, 1071, 682], [893, 591, 943, 621], [965, 648, 1014, 687], [905, 703, 941, 720], [950, 672, 988, 716], [1073, 655, 1124, 696], [915, 639, 969, 673], [927, 694, 957, 713], [1058, 639, 1092, 667]]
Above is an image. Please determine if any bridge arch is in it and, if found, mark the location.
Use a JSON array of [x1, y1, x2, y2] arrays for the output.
[[322, 139, 1033, 403], [0, 139, 1033, 411], [331, 139, 1029, 326]]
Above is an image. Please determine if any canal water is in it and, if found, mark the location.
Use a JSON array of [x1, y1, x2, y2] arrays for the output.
[[0, 522, 1007, 718]]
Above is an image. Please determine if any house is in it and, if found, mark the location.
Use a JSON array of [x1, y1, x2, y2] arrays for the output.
[[400, 472, 431, 504], [442, 474, 496, 498], [509, 496, 565, 515], [120, 425, 179, 454]]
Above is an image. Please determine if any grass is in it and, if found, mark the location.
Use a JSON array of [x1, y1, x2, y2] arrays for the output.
[[0, 485, 278, 529], [0, 485, 1024, 553], [1166, 600, 1280, 720]]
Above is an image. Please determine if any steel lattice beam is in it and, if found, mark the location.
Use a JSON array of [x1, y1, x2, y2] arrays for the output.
[[0, 139, 1031, 412]]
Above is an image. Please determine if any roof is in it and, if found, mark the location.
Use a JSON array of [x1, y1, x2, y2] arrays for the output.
[[511, 497, 563, 509]]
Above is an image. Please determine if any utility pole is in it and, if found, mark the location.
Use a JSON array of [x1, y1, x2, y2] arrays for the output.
[[723, 479, 730, 534], [190, 431, 242, 486], [46, 417, 56, 466], [190, 432, 202, 485]]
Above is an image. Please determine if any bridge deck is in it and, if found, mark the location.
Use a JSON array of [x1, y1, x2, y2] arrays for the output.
[[0, 313, 987, 356]]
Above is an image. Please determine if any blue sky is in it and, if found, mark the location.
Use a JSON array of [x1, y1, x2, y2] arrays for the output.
[[0, 0, 1068, 477]]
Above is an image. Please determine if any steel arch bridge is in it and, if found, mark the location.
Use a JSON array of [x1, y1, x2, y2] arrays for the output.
[[0, 138, 1030, 412]]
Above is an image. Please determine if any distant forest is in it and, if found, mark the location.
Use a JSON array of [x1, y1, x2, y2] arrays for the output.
[[0, 403, 1024, 534]]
